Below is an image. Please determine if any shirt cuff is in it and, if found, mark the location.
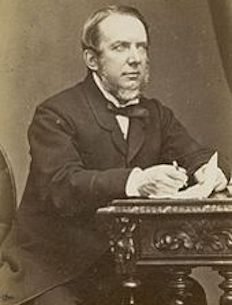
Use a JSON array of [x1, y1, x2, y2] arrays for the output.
[[125, 167, 144, 197]]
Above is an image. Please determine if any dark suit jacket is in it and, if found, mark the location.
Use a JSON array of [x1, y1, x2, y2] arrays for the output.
[[0, 74, 230, 304]]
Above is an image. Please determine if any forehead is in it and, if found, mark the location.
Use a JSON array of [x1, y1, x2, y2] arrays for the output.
[[98, 14, 148, 44]]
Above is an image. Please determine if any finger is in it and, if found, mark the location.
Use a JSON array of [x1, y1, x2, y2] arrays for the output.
[[145, 177, 182, 191], [138, 183, 157, 197], [140, 182, 178, 196], [143, 165, 188, 188], [174, 166, 187, 174], [157, 173, 188, 189], [165, 168, 188, 183], [145, 168, 188, 186], [154, 185, 179, 195], [144, 165, 188, 183], [159, 178, 186, 190]]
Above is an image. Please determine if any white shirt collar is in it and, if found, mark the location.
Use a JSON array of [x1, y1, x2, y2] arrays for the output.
[[92, 72, 139, 108]]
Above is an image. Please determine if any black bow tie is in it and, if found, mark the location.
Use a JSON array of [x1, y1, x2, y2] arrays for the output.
[[107, 102, 149, 119]]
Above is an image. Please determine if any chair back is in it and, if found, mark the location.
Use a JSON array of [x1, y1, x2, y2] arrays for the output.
[[0, 145, 16, 244]]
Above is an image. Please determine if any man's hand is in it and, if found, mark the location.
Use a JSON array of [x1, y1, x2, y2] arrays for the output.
[[126, 165, 188, 197], [194, 164, 227, 192]]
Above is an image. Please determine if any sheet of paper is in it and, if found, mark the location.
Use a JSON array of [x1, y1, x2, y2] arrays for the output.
[[149, 152, 218, 199]]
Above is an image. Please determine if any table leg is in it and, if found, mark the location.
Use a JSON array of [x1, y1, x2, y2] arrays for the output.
[[217, 267, 232, 305], [167, 267, 193, 305], [108, 216, 140, 305], [121, 277, 141, 305]]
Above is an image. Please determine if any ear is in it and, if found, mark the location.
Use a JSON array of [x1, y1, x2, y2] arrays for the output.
[[83, 49, 99, 72]]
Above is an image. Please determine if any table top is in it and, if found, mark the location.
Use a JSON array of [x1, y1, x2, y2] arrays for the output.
[[97, 191, 232, 215]]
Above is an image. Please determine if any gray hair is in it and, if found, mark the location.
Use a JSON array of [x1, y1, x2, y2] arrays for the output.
[[81, 5, 150, 52]]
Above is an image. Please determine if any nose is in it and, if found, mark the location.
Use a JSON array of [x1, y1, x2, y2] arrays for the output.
[[127, 46, 141, 65]]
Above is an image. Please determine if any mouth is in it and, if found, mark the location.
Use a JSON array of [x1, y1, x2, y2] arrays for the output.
[[122, 71, 140, 79]]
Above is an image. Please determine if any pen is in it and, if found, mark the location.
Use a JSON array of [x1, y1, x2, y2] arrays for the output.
[[172, 160, 179, 171], [172, 160, 188, 187]]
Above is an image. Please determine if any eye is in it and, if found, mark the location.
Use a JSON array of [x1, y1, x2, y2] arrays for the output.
[[114, 45, 124, 52], [112, 42, 129, 52], [137, 43, 148, 52]]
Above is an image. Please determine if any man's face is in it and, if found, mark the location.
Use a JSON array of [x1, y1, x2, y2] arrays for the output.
[[95, 14, 149, 103]]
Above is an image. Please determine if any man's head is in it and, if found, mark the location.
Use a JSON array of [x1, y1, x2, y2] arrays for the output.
[[82, 5, 150, 103]]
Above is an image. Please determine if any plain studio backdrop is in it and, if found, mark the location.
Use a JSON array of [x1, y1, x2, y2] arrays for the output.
[[1, 1, 232, 304]]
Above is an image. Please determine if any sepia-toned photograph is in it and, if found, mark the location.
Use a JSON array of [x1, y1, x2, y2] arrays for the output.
[[1, 1, 232, 304]]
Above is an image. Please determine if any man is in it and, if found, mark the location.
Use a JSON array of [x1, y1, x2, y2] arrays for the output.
[[0, 5, 230, 305]]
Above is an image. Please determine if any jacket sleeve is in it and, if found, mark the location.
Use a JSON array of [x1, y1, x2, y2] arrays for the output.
[[28, 105, 131, 216], [156, 102, 231, 180]]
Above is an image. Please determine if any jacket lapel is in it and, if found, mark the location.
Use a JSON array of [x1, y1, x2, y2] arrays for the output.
[[127, 116, 147, 164], [111, 126, 127, 156], [81, 74, 127, 156]]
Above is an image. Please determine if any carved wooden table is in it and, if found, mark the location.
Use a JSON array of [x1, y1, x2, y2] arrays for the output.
[[97, 196, 232, 305]]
